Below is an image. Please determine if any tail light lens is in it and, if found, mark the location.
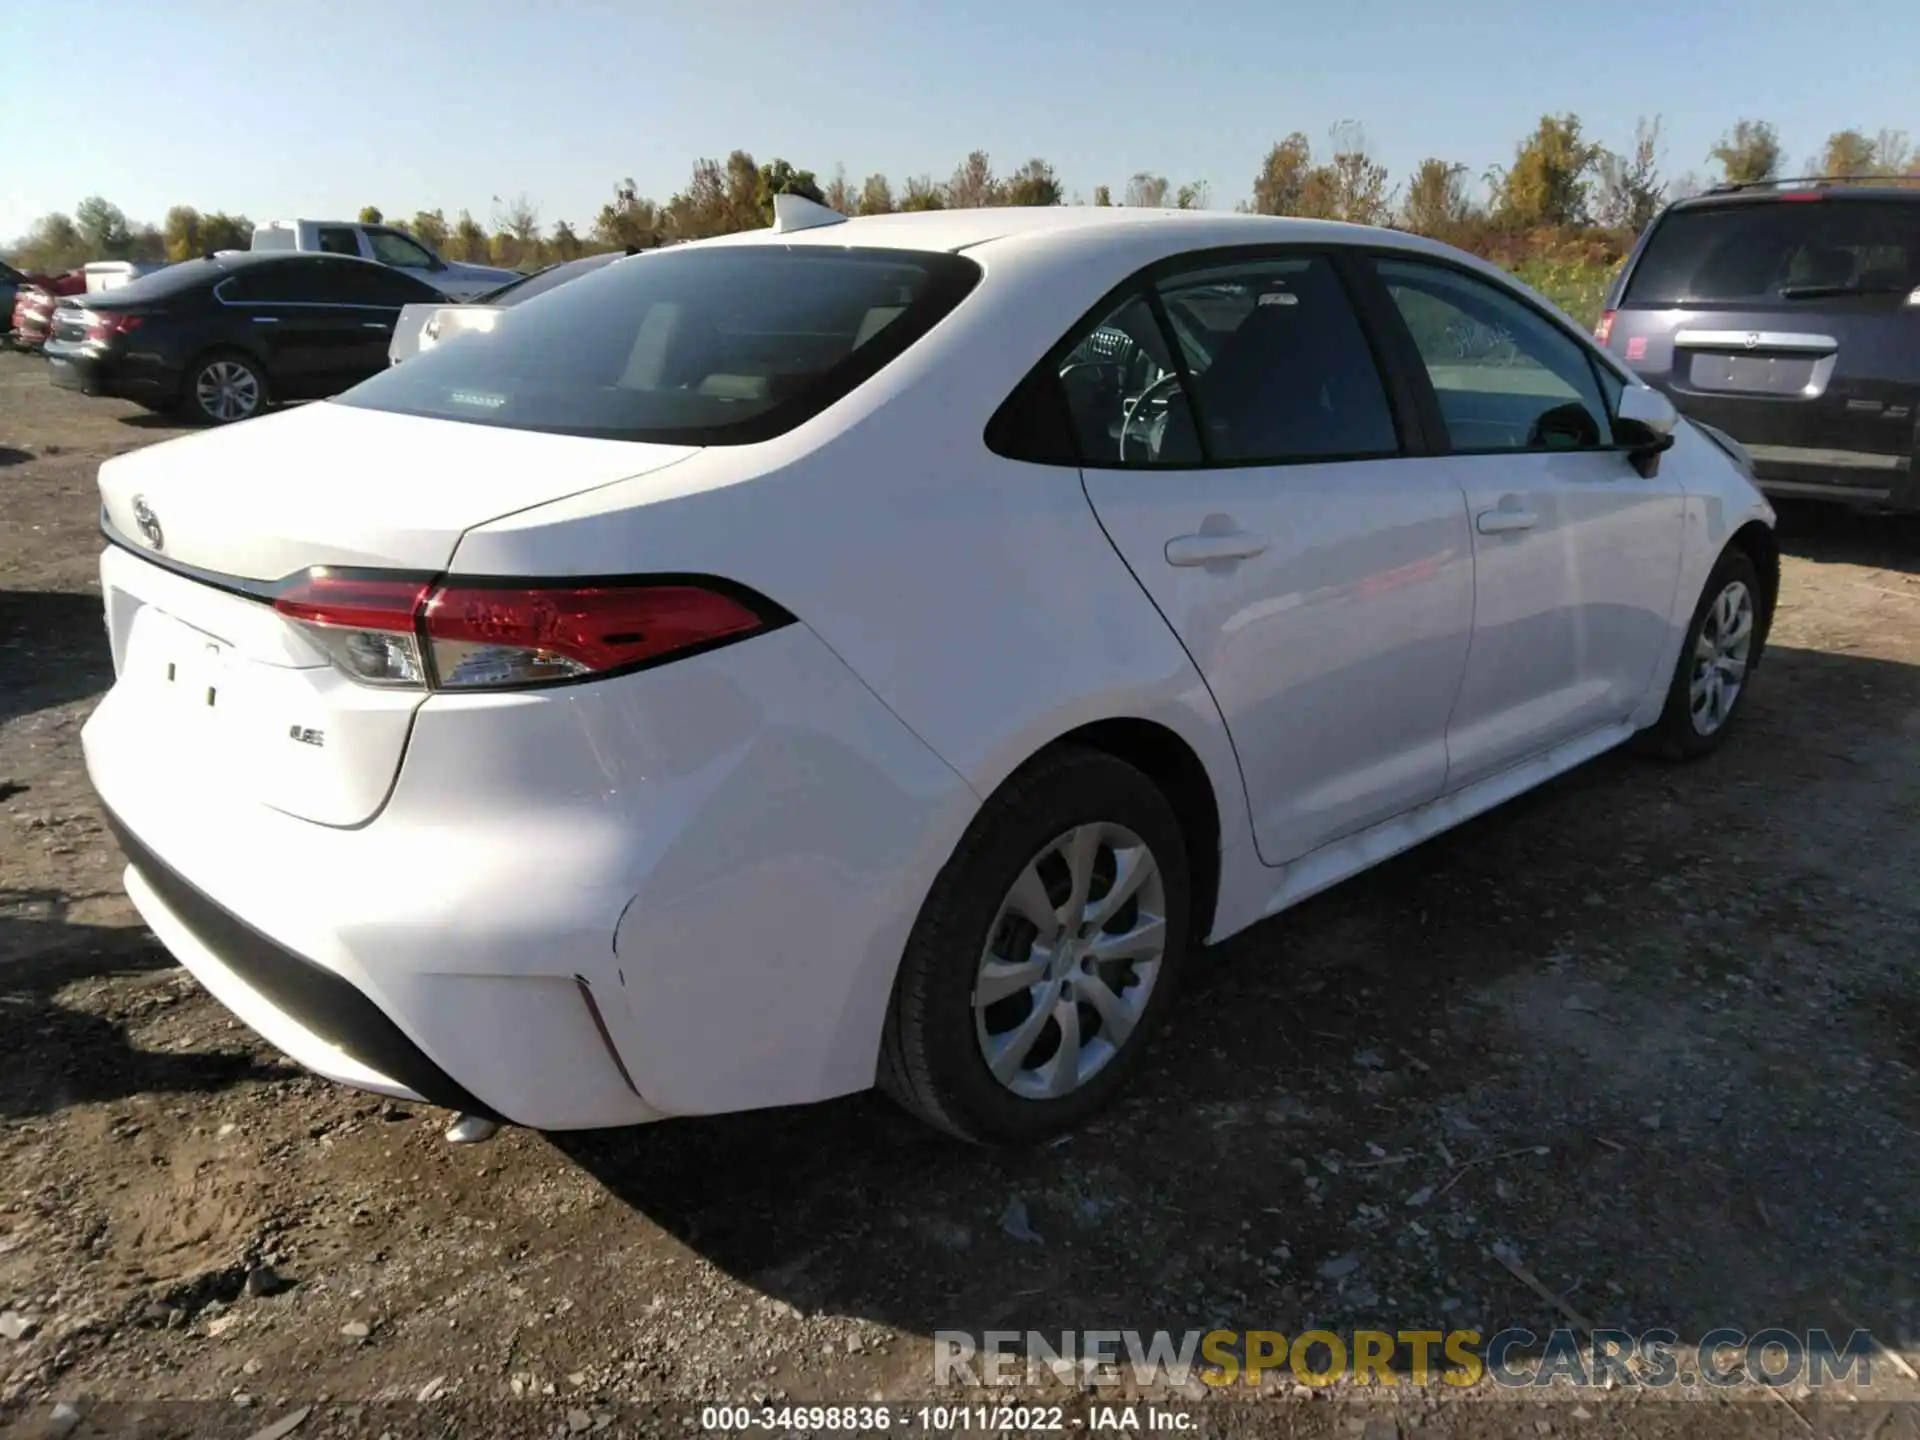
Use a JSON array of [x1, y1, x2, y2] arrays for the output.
[[1594, 309, 1616, 346], [84, 313, 143, 342], [272, 570, 784, 691]]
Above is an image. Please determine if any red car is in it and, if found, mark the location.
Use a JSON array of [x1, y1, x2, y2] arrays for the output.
[[8, 267, 86, 351]]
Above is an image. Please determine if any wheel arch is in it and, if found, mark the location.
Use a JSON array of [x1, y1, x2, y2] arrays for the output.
[[1728, 519, 1780, 667], [1029, 716, 1224, 944]]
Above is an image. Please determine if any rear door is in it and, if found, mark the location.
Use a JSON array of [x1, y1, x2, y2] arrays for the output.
[[1366, 255, 1686, 788], [215, 260, 360, 398], [1604, 196, 1920, 503], [1071, 251, 1477, 867], [321, 263, 441, 386]]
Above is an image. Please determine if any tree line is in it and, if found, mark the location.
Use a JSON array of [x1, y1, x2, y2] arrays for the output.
[[7, 116, 1914, 279]]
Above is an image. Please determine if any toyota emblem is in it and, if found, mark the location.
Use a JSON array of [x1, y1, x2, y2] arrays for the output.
[[131, 495, 163, 551], [1744, 333, 1761, 350]]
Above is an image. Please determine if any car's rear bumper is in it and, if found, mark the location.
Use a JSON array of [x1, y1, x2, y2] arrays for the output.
[[45, 339, 181, 405], [1742, 444, 1920, 510], [82, 597, 978, 1130]]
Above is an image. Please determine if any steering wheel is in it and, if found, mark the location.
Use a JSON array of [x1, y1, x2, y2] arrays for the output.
[[1118, 371, 1185, 463]]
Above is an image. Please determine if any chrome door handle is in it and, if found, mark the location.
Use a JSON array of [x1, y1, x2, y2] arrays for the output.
[[1165, 531, 1271, 566], [362, 321, 391, 330], [1476, 507, 1539, 535], [252, 316, 279, 324]]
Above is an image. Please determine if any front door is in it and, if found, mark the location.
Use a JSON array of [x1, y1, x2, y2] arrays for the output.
[[1365, 256, 1687, 790], [1069, 252, 1477, 866]]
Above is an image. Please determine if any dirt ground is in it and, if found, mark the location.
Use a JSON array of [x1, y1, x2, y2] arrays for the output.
[[3, 347, 1919, 1439]]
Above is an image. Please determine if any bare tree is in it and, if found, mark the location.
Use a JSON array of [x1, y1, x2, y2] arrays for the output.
[[1174, 181, 1211, 210], [947, 151, 1001, 208], [857, 173, 896, 215], [822, 165, 855, 215], [1594, 116, 1666, 231], [1124, 172, 1171, 208], [1323, 122, 1392, 225]]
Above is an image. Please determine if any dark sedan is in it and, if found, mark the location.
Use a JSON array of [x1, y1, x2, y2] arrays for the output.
[[44, 251, 444, 425]]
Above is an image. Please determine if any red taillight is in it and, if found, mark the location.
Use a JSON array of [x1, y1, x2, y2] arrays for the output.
[[1594, 309, 1616, 346], [273, 572, 434, 687], [84, 313, 143, 342], [423, 583, 765, 689], [271, 570, 779, 691]]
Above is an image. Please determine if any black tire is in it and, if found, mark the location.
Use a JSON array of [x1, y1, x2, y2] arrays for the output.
[[176, 350, 269, 426], [879, 746, 1193, 1145], [1631, 546, 1763, 761]]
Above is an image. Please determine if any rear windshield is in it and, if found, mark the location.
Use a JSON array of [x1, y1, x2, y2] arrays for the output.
[[334, 245, 983, 444], [477, 253, 622, 307], [1624, 199, 1919, 306], [87, 259, 222, 301]]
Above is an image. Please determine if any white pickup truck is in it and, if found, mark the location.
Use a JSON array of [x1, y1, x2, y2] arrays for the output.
[[250, 220, 519, 300]]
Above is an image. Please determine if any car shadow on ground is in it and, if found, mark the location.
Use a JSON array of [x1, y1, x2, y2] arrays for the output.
[[0, 904, 299, 1121], [553, 640, 1920, 1372], [0, 589, 114, 727], [1773, 501, 1920, 576], [114, 411, 195, 431]]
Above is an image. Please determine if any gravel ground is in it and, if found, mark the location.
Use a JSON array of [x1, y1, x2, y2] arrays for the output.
[[3, 349, 1920, 1439]]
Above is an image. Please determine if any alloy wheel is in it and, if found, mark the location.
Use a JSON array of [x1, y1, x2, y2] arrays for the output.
[[196, 361, 261, 423]]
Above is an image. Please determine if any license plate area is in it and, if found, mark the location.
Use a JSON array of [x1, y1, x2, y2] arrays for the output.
[[1685, 351, 1821, 395], [123, 606, 252, 738]]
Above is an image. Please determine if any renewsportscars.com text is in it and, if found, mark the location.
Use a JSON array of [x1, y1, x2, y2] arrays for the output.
[[934, 1328, 1883, 1390]]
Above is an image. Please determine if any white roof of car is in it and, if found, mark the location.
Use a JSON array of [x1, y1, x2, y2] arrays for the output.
[[702, 203, 1453, 264]]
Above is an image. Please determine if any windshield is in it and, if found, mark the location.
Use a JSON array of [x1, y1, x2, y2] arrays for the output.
[[1624, 199, 1919, 306], [335, 245, 982, 443]]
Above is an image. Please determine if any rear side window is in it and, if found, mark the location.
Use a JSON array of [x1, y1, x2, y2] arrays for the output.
[[334, 246, 982, 443], [316, 226, 362, 257], [1043, 253, 1399, 468], [1623, 199, 1919, 306], [220, 262, 329, 303]]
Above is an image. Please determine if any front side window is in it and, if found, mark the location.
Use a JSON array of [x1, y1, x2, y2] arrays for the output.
[[334, 246, 982, 443], [1374, 258, 1614, 452], [316, 226, 362, 258], [367, 228, 435, 268]]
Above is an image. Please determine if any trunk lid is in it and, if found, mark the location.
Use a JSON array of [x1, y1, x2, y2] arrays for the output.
[[95, 401, 697, 827], [97, 399, 696, 578]]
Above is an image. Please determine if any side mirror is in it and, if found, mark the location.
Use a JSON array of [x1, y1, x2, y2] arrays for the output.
[[1615, 383, 1677, 477]]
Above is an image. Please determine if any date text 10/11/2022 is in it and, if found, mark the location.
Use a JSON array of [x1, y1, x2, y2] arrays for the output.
[[700, 1405, 1196, 1432]]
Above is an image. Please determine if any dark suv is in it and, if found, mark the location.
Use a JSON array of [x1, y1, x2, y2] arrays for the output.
[[1597, 179, 1919, 511]]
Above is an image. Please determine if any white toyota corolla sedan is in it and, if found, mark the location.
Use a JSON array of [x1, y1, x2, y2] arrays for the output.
[[82, 197, 1778, 1145]]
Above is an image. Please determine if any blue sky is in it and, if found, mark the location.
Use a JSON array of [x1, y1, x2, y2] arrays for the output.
[[2, 0, 1912, 242]]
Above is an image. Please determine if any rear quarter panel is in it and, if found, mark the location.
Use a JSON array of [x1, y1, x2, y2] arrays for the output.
[[450, 231, 1263, 934]]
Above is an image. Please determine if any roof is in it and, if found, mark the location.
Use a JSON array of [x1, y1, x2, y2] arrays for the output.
[[1673, 183, 1920, 209], [705, 205, 1403, 255]]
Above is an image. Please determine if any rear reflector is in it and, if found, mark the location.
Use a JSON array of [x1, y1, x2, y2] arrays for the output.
[[1594, 309, 1616, 346], [272, 570, 784, 691]]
